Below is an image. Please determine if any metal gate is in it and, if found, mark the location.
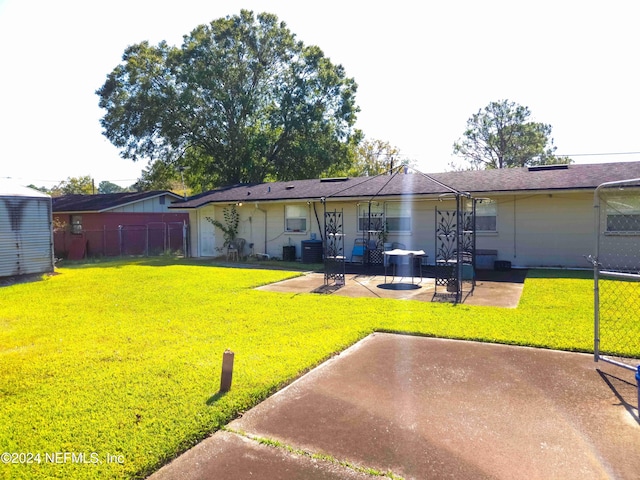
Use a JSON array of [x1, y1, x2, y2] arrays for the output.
[[592, 179, 640, 391]]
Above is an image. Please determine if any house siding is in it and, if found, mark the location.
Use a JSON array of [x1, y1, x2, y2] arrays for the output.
[[111, 196, 171, 213], [507, 192, 594, 268], [178, 162, 640, 269], [190, 192, 601, 269]]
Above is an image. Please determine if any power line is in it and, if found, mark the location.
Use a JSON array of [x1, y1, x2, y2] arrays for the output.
[[557, 151, 640, 157], [2, 176, 138, 185]]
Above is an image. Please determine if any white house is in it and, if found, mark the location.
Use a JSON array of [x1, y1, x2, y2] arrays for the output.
[[171, 161, 640, 269]]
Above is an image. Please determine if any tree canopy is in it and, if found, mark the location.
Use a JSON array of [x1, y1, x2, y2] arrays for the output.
[[452, 100, 571, 169], [98, 180, 127, 194], [324, 137, 417, 177], [50, 176, 95, 196], [29, 177, 133, 196], [97, 10, 360, 192]]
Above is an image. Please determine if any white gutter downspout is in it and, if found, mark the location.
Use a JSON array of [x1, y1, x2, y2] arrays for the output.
[[255, 203, 268, 257]]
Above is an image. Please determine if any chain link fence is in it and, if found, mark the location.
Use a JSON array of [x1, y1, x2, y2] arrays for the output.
[[593, 180, 640, 371], [54, 222, 188, 259]]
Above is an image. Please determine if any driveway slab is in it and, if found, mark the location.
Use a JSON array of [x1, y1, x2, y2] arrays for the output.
[[150, 334, 640, 480]]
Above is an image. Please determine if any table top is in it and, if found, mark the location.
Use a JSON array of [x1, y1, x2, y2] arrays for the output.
[[383, 249, 426, 256]]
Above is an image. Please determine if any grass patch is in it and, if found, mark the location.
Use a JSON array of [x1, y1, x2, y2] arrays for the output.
[[0, 259, 633, 479], [225, 427, 405, 479]]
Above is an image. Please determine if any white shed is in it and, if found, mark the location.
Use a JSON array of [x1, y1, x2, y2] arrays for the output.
[[0, 180, 54, 278]]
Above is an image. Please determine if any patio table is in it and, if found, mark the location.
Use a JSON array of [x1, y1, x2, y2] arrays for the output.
[[383, 249, 426, 284]]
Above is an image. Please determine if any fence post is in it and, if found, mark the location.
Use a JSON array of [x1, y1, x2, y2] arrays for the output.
[[118, 225, 123, 256], [219, 350, 234, 393], [183, 221, 188, 257], [593, 187, 601, 363]]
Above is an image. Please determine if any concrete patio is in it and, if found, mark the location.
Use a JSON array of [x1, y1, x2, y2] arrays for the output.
[[256, 268, 527, 308]]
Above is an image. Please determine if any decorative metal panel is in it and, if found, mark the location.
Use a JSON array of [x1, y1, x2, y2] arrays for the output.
[[324, 208, 345, 285], [434, 195, 476, 302]]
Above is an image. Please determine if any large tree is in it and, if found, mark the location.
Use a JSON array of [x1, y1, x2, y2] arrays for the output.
[[452, 100, 571, 169], [97, 10, 359, 192]]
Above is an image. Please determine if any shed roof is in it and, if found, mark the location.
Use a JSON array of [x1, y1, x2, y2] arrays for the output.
[[52, 191, 183, 213], [171, 161, 640, 208], [0, 179, 50, 199]]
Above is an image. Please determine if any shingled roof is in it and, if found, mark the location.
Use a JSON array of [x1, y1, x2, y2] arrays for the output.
[[52, 191, 182, 213], [171, 161, 640, 209]]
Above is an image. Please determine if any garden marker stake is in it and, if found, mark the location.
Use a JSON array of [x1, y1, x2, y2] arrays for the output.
[[220, 350, 235, 393]]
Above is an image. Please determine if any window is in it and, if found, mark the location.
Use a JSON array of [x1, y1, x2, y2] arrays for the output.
[[606, 196, 640, 232], [385, 202, 411, 232], [70, 215, 83, 235], [357, 203, 384, 232], [285, 205, 307, 232], [475, 199, 497, 232]]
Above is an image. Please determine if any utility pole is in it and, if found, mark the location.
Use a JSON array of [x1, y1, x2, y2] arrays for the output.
[[178, 166, 187, 199]]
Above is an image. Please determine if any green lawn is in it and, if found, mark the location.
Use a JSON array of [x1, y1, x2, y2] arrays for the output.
[[0, 259, 631, 479]]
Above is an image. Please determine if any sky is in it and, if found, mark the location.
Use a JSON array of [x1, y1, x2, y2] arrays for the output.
[[1, 0, 640, 189]]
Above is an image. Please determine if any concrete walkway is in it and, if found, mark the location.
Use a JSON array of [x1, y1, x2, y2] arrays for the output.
[[150, 334, 640, 480]]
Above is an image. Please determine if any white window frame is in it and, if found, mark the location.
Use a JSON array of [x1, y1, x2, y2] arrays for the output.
[[385, 202, 411, 233], [284, 205, 308, 233], [606, 196, 640, 233], [475, 199, 497, 233], [357, 202, 385, 233]]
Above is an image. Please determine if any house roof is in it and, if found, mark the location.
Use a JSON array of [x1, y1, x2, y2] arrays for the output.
[[52, 191, 183, 213], [171, 161, 640, 209]]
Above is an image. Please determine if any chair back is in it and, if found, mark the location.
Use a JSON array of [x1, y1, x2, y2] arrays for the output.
[[229, 238, 246, 255]]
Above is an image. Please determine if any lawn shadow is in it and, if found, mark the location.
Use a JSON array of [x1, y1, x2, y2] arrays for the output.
[[475, 268, 528, 283], [525, 268, 591, 280], [56, 256, 322, 272], [206, 391, 228, 406], [0, 272, 54, 288]]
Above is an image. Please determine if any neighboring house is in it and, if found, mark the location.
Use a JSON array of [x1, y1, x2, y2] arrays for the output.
[[171, 161, 640, 269], [52, 191, 189, 259], [0, 180, 54, 278]]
